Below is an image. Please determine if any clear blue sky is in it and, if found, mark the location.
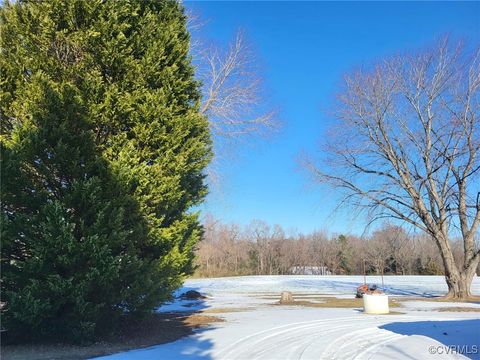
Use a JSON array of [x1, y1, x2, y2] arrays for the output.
[[186, 1, 480, 235]]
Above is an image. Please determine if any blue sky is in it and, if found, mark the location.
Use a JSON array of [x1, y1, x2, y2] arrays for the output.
[[186, 1, 480, 235]]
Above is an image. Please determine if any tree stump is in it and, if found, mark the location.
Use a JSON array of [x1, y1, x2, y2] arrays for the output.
[[280, 291, 294, 304]]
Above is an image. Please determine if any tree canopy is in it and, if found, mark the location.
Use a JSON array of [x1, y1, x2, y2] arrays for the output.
[[1, 0, 211, 342], [307, 39, 480, 298]]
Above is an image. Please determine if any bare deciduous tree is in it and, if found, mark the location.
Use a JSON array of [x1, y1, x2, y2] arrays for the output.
[[187, 13, 279, 186], [196, 30, 278, 139], [307, 39, 480, 298], [196, 217, 447, 278], [383, 225, 414, 275]]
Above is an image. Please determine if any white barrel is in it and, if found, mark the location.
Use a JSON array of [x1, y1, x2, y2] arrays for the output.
[[363, 293, 389, 314]]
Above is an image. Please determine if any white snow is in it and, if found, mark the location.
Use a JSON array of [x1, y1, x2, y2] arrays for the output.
[[94, 276, 480, 360]]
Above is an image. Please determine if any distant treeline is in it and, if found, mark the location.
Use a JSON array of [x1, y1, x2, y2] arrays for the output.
[[195, 216, 475, 278]]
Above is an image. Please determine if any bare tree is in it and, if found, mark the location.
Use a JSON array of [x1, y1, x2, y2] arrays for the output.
[[309, 231, 334, 271], [187, 12, 279, 186], [370, 224, 414, 275], [413, 235, 444, 275], [307, 39, 480, 298], [196, 217, 448, 278], [196, 30, 277, 139], [367, 231, 390, 275]]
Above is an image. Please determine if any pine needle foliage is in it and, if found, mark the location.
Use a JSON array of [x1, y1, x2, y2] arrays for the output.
[[1, 0, 211, 342]]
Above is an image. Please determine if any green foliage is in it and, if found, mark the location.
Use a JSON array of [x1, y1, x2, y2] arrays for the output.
[[336, 235, 354, 275], [413, 257, 443, 276], [384, 256, 397, 274], [1, 0, 211, 343]]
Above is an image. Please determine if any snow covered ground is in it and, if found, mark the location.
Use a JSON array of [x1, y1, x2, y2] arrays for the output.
[[94, 276, 480, 360]]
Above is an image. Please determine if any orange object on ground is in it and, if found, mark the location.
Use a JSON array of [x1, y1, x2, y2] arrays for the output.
[[356, 284, 369, 298]]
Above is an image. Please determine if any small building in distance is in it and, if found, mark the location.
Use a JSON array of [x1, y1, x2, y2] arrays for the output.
[[289, 266, 332, 275]]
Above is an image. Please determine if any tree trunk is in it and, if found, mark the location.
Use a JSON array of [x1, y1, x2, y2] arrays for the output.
[[444, 255, 478, 299], [435, 234, 478, 299]]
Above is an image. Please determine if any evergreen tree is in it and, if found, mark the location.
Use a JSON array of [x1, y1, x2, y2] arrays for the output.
[[1, 0, 211, 342], [336, 235, 354, 275]]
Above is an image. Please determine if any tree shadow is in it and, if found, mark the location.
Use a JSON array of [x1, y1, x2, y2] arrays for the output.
[[380, 319, 480, 359], [2, 310, 219, 360], [84, 286, 218, 360], [85, 287, 218, 359], [279, 277, 437, 297], [91, 288, 218, 359], [97, 330, 216, 359], [89, 312, 218, 359]]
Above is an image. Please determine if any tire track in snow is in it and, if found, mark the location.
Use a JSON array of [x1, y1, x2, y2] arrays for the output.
[[213, 314, 438, 360], [353, 332, 406, 360], [215, 315, 416, 360], [252, 321, 371, 360], [320, 326, 404, 360], [215, 316, 359, 359], [315, 315, 439, 360], [283, 320, 403, 360]]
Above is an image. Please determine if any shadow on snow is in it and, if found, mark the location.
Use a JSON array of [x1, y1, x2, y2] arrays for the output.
[[380, 319, 480, 360]]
